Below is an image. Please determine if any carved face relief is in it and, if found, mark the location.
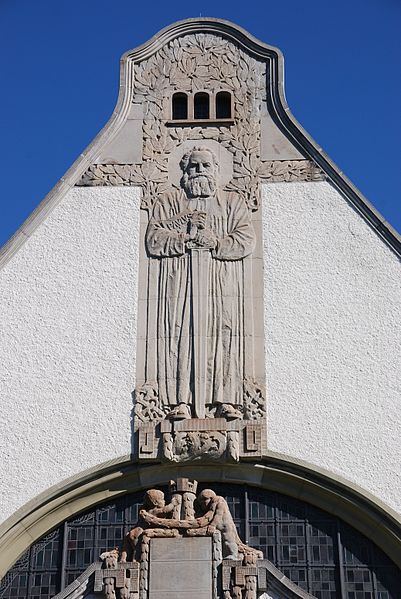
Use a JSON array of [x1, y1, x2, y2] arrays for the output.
[[197, 489, 216, 511], [122, 32, 268, 463], [180, 148, 217, 198], [144, 489, 165, 509]]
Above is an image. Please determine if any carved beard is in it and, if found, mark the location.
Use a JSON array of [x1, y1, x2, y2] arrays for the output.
[[182, 173, 216, 198]]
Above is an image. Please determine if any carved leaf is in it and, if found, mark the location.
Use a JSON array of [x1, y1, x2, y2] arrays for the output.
[[108, 175, 124, 185], [80, 32, 268, 213], [114, 165, 131, 179], [100, 165, 116, 175]]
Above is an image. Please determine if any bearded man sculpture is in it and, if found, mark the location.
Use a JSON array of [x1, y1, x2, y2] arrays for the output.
[[146, 147, 255, 420]]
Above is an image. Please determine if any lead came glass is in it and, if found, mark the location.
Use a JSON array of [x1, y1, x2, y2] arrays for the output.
[[1, 485, 400, 599]]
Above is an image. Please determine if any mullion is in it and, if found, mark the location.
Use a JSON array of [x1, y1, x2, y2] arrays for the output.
[[59, 521, 68, 592], [336, 521, 346, 599], [305, 519, 312, 594]]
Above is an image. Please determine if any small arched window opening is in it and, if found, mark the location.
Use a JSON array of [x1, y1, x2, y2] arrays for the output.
[[216, 91, 232, 119], [172, 92, 188, 120], [194, 92, 210, 119]]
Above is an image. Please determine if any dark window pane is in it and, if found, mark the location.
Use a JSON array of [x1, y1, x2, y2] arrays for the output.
[[310, 567, 338, 598], [308, 522, 336, 565], [31, 530, 60, 570], [216, 91, 231, 118], [194, 92, 209, 119], [97, 503, 124, 525], [66, 527, 94, 568], [282, 567, 308, 591], [0, 571, 29, 599], [172, 93, 188, 120]]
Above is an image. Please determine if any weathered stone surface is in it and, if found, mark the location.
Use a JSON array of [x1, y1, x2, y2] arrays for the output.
[[149, 537, 213, 598], [62, 481, 313, 599], [135, 145, 266, 462]]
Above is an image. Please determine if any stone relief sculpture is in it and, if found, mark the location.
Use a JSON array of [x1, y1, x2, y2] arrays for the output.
[[123, 33, 269, 464], [120, 489, 182, 562], [77, 31, 320, 461], [96, 33, 267, 213], [77, 30, 276, 461], [135, 145, 266, 462], [85, 479, 315, 599], [102, 479, 263, 599], [146, 146, 255, 421], [78, 35, 323, 200], [79, 159, 324, 187], [139, 488, 262, 562]]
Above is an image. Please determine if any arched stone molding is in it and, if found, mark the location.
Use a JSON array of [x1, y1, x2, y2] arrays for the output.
[[1, 452, 401, 578]]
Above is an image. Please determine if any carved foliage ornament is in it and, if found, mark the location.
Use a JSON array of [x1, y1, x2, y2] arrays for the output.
[[132, 34, 265, 212], [77, 33, 324, 202], [79, 159, 324, 188]]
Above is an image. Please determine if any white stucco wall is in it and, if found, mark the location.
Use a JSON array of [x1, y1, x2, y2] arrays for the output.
[[262, 181, 401, 512], [0, 187, 140, 523], [1, 180, 400, 525]]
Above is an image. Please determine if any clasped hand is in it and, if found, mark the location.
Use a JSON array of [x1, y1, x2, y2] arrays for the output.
[[188, 210, 207, 229], [186, 210, 217, 249]]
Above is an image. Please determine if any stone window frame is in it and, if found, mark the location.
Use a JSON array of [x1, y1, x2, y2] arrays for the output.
[[168, 89, 234, 124], [171, 92, 189, 120]]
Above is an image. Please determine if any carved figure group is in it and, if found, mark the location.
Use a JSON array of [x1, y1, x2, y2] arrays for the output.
[[120, 482, 262, 563], [120, 489, 180, 562], [98, 480, 266, 599]]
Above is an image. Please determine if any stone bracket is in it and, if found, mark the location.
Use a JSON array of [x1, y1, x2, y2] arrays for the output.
[[222, 559, 259, 599], [94, 561, 139, 594], [136, 418, 266, 462]]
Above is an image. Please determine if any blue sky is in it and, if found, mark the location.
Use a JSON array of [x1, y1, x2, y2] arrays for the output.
[[0, 0, 400, 248]]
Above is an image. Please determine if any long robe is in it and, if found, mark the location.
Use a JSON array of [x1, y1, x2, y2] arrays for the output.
[[146, 188, 255, 411]]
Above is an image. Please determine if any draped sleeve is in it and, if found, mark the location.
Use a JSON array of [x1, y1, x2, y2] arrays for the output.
[[212, 192, 255, 260], [146, 191, 191, 257]]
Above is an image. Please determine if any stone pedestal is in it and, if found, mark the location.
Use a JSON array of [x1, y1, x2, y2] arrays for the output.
[[149, 537, 213, 599]]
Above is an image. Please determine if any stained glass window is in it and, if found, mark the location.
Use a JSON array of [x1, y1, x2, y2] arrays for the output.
[[1, 485, 400, 599]]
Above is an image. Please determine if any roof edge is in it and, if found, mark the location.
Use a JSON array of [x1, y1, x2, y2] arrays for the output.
[[0, 17, 400, 268]]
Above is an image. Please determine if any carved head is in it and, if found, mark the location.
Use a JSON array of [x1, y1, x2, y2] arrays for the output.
[[143, 489, 165, 509], [100, 548, 119, 568], [197, 489, 217, 511], [180, 147, 218, 198]]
